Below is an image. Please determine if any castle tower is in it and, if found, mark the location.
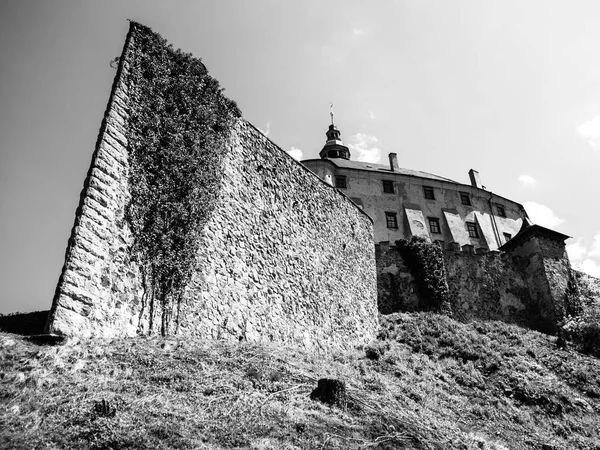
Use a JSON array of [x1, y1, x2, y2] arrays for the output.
[[319, 106, 351, 160]]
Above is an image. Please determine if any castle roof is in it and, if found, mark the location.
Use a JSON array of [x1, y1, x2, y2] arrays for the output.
[[303, 157, 458, 184]]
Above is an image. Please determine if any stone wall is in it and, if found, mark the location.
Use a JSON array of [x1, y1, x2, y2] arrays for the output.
[[443, 251, 533, 326], [46, 22, 378, 351], [377, 246, 547, 329]]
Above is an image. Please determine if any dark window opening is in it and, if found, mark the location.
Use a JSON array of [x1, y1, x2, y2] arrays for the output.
[[428, 217, 441, 234], [503, 232, 512, 242], [496, 204, 506, 218], [385, 212, 398, 229], [467, 222, 479, 238], [335, 176, 347, 189], [460, 192, 471, 206], [423, 186, 435, 200], [382, 180, 394, 194]]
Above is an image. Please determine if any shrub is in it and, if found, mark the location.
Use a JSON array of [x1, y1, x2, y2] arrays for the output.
[[561, 309, 600, 357], [396, 236, 452, 314]]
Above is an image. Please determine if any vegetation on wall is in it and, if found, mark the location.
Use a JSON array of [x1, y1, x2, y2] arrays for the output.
[[124, 22, 241, 335], [396, 237, 452, 314]]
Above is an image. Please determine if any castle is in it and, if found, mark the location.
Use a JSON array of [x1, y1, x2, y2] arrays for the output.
[[303, 119, 527, 251], [45, 22, 575, 348]]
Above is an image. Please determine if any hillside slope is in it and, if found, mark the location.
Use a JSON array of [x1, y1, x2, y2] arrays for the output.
[[1, 313, 599, 450]]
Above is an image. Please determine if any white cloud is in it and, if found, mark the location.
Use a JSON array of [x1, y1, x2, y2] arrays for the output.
[[257, 122, 271, 137], [352, 28, 365, 37], [576, 115, 600, 149], [588, 234, 600, 258], [567, 239, 587, 261], [518, 175, 537, 187], [578, 259, 600, 278], [287, 146, 303, 161], [368, 110, 376, 120], [348, 133, 382, 164], [523, 201, 564, 229], [566, 234, 600, 278]]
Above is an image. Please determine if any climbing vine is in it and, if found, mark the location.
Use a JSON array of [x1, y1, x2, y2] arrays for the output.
[[124, 22, 241, 335], [397, 236, 452, 315]]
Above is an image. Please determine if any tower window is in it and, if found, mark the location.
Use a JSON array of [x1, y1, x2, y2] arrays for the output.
[[460, 192, 471, 206], [335, 176, 347, 189], [385, 212, 398, 229], [428, 217, 441, 234], [496, 204, 506, 218], [423, 186, 435, 200], [466, 222, 479, 238], [382, 180, 394, 194]]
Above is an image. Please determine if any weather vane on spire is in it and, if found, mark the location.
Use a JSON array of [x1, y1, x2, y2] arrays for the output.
[[330, 103, 335, 125]]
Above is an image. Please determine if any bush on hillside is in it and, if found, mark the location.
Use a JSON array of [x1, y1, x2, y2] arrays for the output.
[[561, 308, 600, 357]]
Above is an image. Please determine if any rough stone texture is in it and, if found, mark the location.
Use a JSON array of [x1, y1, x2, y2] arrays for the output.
[[443, 251, 532, 326], [46, 27, 142, 338], [375, 244, 419, 314], [377, 247, 532, 325], [168, 120, 378, 350], [376, 242, 572, 332], [509, 234, 572, 332], [46, 24, 378, 351]]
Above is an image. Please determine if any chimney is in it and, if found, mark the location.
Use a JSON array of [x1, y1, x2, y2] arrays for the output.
[[389, 153, 399, 172], [468, 169, 481, 188]]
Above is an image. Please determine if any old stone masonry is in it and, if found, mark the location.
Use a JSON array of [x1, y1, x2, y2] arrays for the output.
[[45, 22, 378, 350]]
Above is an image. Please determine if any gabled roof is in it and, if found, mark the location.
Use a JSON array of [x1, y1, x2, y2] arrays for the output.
[[499, 218, 571, 252], [302, 158, 458, 183]]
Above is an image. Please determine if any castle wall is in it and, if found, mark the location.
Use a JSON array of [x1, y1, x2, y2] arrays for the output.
[[46, 27, 143, 337], [376, 246, 542, 328], [174, 122, 377, 350], [46, 23, 378, 350]]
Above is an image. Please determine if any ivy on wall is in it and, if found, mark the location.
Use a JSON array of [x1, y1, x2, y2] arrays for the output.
[[396, 237, 453, 315], [124, 22, 241, 335]]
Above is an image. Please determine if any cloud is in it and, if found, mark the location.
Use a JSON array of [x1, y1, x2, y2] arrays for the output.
[[368, 110, 376, 120], [588, 234, 600, 258], [578, 259, 600, 278], [348, 133, 382, 164], [518, 175, 537, 187], [567, 239, 587, 261], [576, 115, 600, 149], [257, 122, 271, 137], [352, 28, 365, 38], [523, 201, 564, 229], [287, 146, 304, 161], [566, 234, 600, 278]]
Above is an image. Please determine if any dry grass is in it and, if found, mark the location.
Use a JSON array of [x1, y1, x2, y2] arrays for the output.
[[1, 312, 600, 449]]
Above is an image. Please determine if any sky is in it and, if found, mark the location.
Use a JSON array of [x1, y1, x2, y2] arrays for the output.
[[2, 0, 600, 314]]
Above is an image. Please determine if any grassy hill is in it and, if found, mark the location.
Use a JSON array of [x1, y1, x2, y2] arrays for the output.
[[1, 312, 600, 450]]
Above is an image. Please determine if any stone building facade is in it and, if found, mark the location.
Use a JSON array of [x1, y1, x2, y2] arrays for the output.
[[303, 124, 527, 251]]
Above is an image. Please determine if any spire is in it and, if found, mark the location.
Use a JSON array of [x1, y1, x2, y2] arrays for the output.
[[330, 103, 335, 125], [319, 105, 351, 160]]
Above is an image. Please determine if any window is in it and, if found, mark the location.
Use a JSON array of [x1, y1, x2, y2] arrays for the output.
[[382, 180, 394, 194], [385, 212, 398, 229], [496, 204, 506, 218], [423, 186, 435, 200], [335, 175, 347, 189], [428, 217, 441, 234], [503, 232, 512, 242], [466, 222, 479, 238], [460, 192, 471, 206]]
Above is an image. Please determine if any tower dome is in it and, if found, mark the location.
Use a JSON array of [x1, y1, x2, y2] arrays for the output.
[[319, 106, 350, 160]]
